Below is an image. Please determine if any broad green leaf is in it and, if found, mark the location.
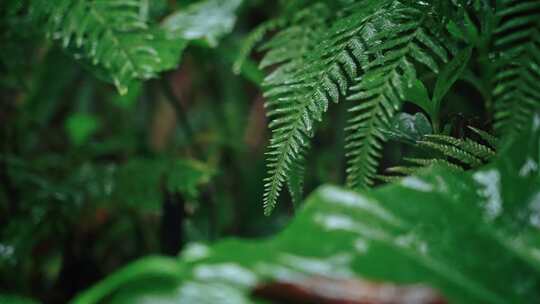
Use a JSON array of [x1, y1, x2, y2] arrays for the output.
[[433, 47, 472, 109], [401, 79, 434, 119], [70, 257, 182, 304], [382, 112, 433, 144], [75, 116, 540, 304], [162, 0, 243, 47]]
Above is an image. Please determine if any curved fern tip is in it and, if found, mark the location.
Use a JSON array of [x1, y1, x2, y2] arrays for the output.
[[263, 198, 276, 216]]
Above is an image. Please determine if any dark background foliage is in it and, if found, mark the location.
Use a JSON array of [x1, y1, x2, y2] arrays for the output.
[[1, 0, 538, 303], [0, 1, 326, 302]]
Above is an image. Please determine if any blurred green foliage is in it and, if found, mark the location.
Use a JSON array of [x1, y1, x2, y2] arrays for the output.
[[1, 0, 539, 303], [0, 0, 284, 301], [76, 116, 540, 304]]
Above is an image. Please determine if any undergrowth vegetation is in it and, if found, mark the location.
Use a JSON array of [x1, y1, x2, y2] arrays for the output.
[[235, 0, 540, 214], [1, 0, 539, 303]]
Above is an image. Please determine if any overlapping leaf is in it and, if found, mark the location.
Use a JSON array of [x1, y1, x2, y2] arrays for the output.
[[31, 0, 186, 94], [31, 0, 244, 94], [162, 0, 243, 47], [259, 0, 458, 213], [75, 115, 540, 304]]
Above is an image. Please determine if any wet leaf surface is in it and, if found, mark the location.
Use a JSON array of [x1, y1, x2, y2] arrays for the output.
[[74, 115, 540, 304], [383, 112, 433, 143], [162, 0, 243, 47]]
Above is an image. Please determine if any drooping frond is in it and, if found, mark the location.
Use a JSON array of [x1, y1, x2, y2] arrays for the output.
[[31, 0, 186, 94], [468, 126, 499, 148], [233, 18, 287, 75], [417, 135, 491, 167], [261, 3, 331, 215], [402, 157, 464, 172], [258, 0, 460, 214], [381, 132, 496, 180], [286, 144, 308, 209], [345, 3, 455, 190], [493, 0, 540, 135], [260, 0, 393, 214]]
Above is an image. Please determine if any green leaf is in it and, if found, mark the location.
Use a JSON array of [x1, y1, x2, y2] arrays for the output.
[[446, 11, 479, 45], [433, 47, 472, 109], [71, 257, 182, 304], [33, 0, 188, 95], [162, 0, 243, 47], [258, 1, 457, 209], [382, 112, 433, 143], [75, 116, 540, 304], [65, 113, 100, 146], [401, 79, 434, 119]]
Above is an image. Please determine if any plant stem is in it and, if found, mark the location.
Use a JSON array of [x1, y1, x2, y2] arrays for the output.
[[159, 78, 218, 240], [160, 190, 185, 255], [159, 79, 203, 156], [432, 113, 440, 134]]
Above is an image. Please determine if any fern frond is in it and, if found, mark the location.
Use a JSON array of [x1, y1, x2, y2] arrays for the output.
[[33, 0, 186, 94], [233, 18, 286, 74], [383, 158, 463, 180], [423, 134, 496, 161], [415, 131, 496, 169], [260, 0, 459, 213], [383, 132, 495, 180], [493, 0, 540, 135], [403, 157, 464, 171], [416, 140, 483, 167], [374, 174, 402, 183], [345, 3, 454, 190], [468, 126, 499, 148], [286, 146, 307, 209], [262, 3, 330, 215], [261, 0, 401, 213]]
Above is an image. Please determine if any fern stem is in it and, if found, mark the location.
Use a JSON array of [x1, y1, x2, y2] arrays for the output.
[[432, 112, 441, 134]]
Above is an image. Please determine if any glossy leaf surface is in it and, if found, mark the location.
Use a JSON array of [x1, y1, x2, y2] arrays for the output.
[[433, 47, 472, 107], [162, 0, 243, 47], [32, 0, 243, 94], [401, 79, 433, 119], [32, 0, 188, 94], [383, 112, 433, 143], [75, 115, 540, 304]]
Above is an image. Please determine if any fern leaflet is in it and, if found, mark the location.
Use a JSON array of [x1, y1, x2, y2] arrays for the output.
[[493, 0, 540, 135], [32, 0, 186, 94]]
